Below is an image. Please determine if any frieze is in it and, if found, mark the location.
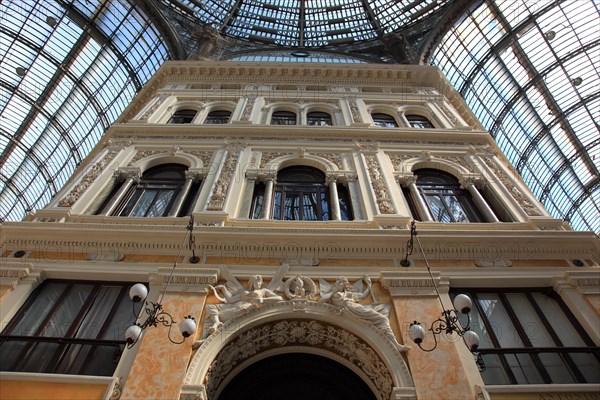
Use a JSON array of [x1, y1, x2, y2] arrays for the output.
[[365, 154, 395, 214], [480, 156, 542, 216], [58, 150, 119, 207]]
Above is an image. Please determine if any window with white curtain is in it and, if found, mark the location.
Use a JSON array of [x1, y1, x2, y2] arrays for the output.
[[0, 280, 132, 376], [452, 288, 600, 385]]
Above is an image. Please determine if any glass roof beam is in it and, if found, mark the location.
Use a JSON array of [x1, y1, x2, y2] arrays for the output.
[[564, 177, 600, 230], [0, 79, 81, 172], [219, 0, 244, 33], [487, 0, 597, 180], [358, 0, 384, 39], [0, 32, 95, 173], [299, 0, 305, 47], [520, 90, 600, 185], [0, 176, 33, 217], [59, 1, 143, 92]]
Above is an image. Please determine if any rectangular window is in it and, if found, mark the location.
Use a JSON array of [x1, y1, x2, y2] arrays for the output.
[[453, 288, 600, 385], [0, 280, 131, 376]]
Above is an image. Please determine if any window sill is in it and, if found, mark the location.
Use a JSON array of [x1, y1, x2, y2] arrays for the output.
[[485, 383, 600, 398]]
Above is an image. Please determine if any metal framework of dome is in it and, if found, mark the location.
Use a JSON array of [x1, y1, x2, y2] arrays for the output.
[[0, 0, 598, 234]]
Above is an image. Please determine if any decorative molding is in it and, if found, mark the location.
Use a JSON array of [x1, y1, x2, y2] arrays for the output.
[[207, 150, 240, 210], [241, 97, 255, 121], [58, 150, 119, 207], [179, 385, 207, 400], [204, 319, 395, 400], [480, 156, 543, 216], [127, 150, 163, 166], [149, 268, 218, 292], [138, 93, 170, 120], [365, 154, 394, 214], [388, 154, 414, 172], [260, 152, 289, 168]]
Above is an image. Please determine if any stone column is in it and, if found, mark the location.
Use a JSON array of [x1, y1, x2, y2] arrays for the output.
[[460, 177, 499, 222], [261, 173, 276, 220], [99, 167, 141, 216], [120, 268, 218, 400], [381, 272, 483, 400], [327, 173, 342, 221], [168, 170, 202, 217], [399, 175, 433, 221]]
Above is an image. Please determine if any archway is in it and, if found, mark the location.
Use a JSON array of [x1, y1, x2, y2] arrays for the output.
[[218, 353, 377, 400]]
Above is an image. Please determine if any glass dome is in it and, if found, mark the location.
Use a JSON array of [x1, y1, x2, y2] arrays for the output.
[[0, 0, 169, 222], [163, 0, 448, 47], [431, 0, 599, 234]]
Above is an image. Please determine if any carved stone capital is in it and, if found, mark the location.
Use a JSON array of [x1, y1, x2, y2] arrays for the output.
[[114, 167, 141, 182], [185, 169, 203, 182], [396, 174, 417, 186]]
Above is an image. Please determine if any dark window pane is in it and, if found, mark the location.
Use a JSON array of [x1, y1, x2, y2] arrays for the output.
[[40, 284, 93, 337], [271, 111, 297, 125], [205, 110, 231, 124], [406, 114, 434, 128], [9, 282, 67, 336], [169, 109, 197, 123], [307, 111, 332, 126], [372, 113, 398, 127]]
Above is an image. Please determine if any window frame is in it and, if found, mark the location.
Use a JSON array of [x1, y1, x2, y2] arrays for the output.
[[371, 112, 399, 127], [307, 111, 333, 126], [406, 114, 435, 128], [452, 287, 600, 385], [270, 110, 298, 125], [168, 108, 198, 124], [415, 169, 484, 223], [272, 167, 330, 221], [0, 280, 131, 376], [204, 109, 232, 124]]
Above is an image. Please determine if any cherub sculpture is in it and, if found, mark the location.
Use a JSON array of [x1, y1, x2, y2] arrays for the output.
[[319, 275, 408, 352], [204, 265, 287, 336]]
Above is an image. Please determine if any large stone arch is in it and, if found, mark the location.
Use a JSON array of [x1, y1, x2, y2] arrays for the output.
[[183, 301, 416, 400]]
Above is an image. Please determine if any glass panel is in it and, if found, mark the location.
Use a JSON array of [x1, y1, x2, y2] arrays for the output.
[[145, 189, 175, 217], [19, 342, 61, 373], [303, 193, 318, 220], [128, 189, 157, 217], [539, 353, 576, 384], [285, 192, 300, 220], [10, 282, 67, 336], [479, 353, 512, 385], [505, 293, 555, 346], [426, 194, 453, 222], [476, 294, 525, 348], [103, 293, 132, 341], [531, 293, 587, 346], [273, 191, 282, 220], [41, 285, 93, 337], [443, 195, 469, 222], [0, 341, 28, 371], [506, 353, 544, 384], [76, 286, 121, 339], [571, 353, 600, 383], [320, 191, 329, 221], [80, 344, 124, 376]]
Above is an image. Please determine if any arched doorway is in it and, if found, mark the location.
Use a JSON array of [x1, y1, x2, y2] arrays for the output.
[[218, 353, 377, 400]]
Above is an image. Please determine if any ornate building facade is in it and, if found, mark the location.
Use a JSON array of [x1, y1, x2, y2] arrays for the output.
[[1, 62, 599, 400]]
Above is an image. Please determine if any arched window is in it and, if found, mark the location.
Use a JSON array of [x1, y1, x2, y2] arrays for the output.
[[271, 111, 297, 125], [169, 109, 197, 124], [100, 164, 200, 217], [371, 113, 398, 127], [406, 114, 434, 128], [407, 169, 484, 222], [307, 111, 333, 126], [250, 166, 353, 221], [205, 110, 231, 124], [273, 167, 329, 220]]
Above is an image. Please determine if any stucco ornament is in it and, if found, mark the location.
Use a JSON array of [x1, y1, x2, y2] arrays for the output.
[[203, 264, 287, 336], [319, 275, 408, 352]]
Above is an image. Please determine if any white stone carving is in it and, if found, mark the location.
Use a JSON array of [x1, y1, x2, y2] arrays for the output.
[[319, 276, 408, 352], [203, 264, 288, 336]]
